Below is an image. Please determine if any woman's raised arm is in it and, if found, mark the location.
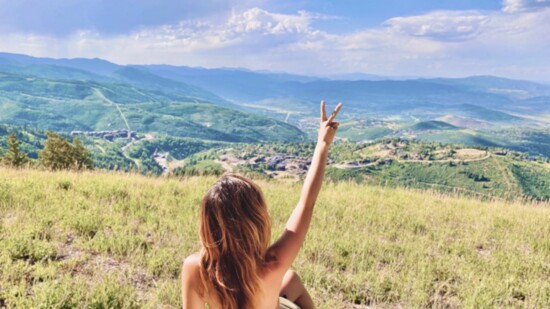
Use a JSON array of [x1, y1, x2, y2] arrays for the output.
[[269, 101, 343, 271]]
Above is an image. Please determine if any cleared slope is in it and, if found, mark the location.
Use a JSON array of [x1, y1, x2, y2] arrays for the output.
[[0, 72, 306, 142]]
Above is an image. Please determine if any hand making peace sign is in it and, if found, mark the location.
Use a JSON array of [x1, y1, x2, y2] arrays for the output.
[[318, 100, 343, 146]]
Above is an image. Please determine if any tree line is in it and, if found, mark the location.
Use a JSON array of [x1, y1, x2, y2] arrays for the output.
[[0, 131, 93, 170]]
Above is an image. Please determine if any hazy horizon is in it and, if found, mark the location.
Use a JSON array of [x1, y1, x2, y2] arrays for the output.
[[3, 50, 550, 84]]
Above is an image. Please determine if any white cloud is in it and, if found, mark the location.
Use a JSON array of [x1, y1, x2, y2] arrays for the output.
[[503, 0, 550, 13], [228, 8, 310, 34], [123, 8, 324, 53], [0, 7, 549, 81], [384, 11, 490, 41]]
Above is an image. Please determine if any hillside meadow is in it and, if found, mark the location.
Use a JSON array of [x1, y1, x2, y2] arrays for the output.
[[0, 168, 549, 308]]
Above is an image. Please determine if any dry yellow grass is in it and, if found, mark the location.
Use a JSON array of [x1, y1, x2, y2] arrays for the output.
[[1, 167, 549, 308]]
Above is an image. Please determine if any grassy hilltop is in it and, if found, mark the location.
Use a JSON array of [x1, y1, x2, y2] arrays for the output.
[[1, 168, 549, 308]]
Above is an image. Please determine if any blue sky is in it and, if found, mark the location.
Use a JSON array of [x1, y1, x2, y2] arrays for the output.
[[0, 0, 549, 81]]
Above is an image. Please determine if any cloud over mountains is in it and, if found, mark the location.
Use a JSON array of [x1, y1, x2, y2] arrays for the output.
[[385, 11, 490, 41], [0, 1, 548, 81]]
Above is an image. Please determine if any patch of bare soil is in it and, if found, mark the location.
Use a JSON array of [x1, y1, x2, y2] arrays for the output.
[[56, 234, 156, 302]]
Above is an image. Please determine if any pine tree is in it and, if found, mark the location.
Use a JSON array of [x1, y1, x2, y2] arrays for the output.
[[40, 132, 71, 170], [72, 138, 93, 170], [40, 132, 94, 170], [2, 133, 29, 167]]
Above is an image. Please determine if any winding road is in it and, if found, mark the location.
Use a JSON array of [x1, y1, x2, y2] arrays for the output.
[[334, 152, 491, 170]]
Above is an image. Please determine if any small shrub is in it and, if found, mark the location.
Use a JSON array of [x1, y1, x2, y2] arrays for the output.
[[57, 180, 72, 191], [6, 237, 57, 263], [146, 248, 181, 278], [32, 278, 82, 308], [88, 276, 139, 309]]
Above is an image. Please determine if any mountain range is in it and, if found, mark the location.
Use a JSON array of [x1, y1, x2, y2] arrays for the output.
[[0, 52, 549, 152]]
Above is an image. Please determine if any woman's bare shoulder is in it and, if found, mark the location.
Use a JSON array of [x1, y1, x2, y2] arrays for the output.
[[182, 252, 201, 282], [183, 252, 201, 269], [182, 252, 205, 308]]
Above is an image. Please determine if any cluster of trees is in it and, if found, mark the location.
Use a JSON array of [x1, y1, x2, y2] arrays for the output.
[[0, 132, 93, 170], [460, 170, 491, 182], [1, 133, 29, 167]]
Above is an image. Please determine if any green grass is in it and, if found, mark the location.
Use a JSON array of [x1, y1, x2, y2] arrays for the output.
[[1, 168, 550, 308], [511, 163, 550, 200]]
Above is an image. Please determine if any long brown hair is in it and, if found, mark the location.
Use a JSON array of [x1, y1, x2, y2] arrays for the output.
[[199, 173, 272, 309]]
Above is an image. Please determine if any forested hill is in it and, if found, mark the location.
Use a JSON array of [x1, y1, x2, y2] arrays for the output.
[[0, 71, 306, 143]]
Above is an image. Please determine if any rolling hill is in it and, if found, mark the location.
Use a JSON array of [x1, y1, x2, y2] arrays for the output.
[[0, 71, 306, 143]]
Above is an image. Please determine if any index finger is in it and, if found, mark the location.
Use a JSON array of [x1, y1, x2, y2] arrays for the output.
[[327, 102, 343, 123], [320, 100, 327, 121]]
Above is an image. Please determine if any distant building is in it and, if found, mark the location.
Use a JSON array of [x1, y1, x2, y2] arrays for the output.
[[71, 129, 136, 140]]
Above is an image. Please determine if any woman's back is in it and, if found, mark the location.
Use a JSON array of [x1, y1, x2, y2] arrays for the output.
[[183, 252, 289, 308], [182, 101, 342, 309]]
